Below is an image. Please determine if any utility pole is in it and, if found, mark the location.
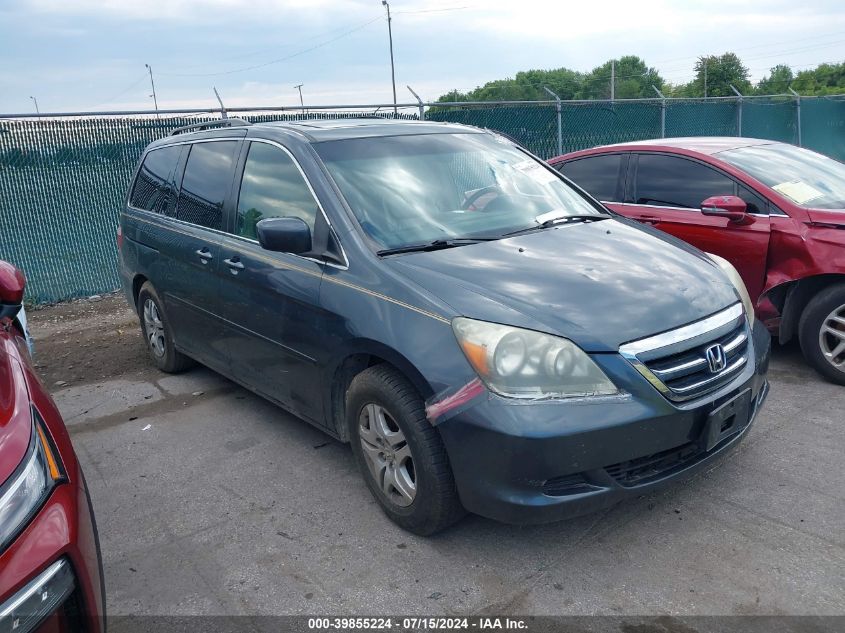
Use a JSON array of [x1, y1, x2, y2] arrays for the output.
[[610, 59, 615, 101], [29, 96, 40, 116], [294, 84, 304, 115], [704, 61, 708, 98], [382, 1, 397, 115], [145, 63, 160, 119]]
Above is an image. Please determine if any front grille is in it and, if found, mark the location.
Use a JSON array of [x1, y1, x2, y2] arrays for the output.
[[619, 303, 750, 402], [606, 443, 702, 486]]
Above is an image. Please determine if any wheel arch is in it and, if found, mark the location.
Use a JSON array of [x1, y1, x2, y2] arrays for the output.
[[767, 273, 845, 344], [131, 274, 149, 310], [324, 339, 436, 443]]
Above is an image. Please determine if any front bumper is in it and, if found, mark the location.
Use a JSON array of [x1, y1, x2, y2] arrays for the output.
[[0, 476, 104, 633], [0, 559, 75, 633], [438, 319, 771, 525]]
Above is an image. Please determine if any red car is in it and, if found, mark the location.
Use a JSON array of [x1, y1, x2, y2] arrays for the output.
[[0, 261, 105, 633], [549, 138, 845, 385]]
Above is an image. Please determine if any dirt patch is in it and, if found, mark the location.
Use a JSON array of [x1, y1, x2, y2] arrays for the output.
[[26, 292, 157, 390]]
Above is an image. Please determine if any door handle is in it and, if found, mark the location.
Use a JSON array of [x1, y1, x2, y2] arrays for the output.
[[640, 216, 661, 225], [224, 257, 245, 271], [195, 248, 213, 262]]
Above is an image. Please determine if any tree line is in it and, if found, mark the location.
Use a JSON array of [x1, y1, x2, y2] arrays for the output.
[[436, 54, 845, 102]]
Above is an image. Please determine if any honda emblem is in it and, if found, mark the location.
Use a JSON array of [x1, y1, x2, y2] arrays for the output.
[[705, 344, 727, 373]]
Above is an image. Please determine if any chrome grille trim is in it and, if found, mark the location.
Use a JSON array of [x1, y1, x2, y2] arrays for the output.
[[669, 354, 746, 394], [619, 303, 750, 402], [723, 330, 747, 353], [620, 303, 744, 357], [651, 356, 707, 381]]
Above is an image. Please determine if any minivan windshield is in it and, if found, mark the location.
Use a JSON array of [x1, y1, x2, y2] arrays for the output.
[[315, 132, 604, 250], [718, 143, 845, 210]]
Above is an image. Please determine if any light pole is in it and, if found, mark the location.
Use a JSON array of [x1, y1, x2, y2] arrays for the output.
[[144, 63, 160, 119], [382, 1, 397, 115], [294, 84, 304, 115], [30, 96, 40, 116]]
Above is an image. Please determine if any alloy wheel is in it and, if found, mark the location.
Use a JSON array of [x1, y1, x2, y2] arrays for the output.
[[358, 403, 416, 507], [143, 299, 167, 359], [819, 303, 845, 372]]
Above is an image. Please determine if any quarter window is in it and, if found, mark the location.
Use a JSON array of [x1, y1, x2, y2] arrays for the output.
[[175, 141, 239, 231], [558, 154, 624, 202], [129, 145, 181, 214], [235, 142, 320, 240], [635, 154, 734, 209]]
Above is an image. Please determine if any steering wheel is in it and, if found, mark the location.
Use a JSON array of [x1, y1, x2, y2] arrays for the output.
[[461, 185, 505, 211]]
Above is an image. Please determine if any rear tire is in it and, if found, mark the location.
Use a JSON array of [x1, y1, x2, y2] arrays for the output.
[[346, 364, 465, 535], [137, 282, 194, 373], [798, 284, 845, 386]]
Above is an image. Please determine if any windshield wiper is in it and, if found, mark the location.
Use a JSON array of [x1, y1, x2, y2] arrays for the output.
[[503, 214, 610, 237], [377, 237, 497, 256]]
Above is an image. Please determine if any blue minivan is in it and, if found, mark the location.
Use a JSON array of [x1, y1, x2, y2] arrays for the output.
[[119, 118, 770, 534]]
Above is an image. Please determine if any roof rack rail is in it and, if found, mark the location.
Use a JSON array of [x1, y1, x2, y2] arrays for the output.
[[170, 118, 251, 136]]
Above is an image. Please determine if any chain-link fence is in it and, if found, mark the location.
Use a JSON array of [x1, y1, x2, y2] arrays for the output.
[[0, 108, 416, 303], [2, 96, 843, 303]]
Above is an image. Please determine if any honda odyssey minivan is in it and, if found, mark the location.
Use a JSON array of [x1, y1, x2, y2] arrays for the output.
[[119, 118, 770, 535]]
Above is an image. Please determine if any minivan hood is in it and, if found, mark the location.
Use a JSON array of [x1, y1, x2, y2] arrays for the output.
[[387, 219, 738, 352]]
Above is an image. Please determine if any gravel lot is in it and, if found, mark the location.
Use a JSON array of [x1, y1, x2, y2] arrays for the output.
[[27, 297, 845, 618]]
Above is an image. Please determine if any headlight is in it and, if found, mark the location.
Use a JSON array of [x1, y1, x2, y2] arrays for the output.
[[0, 409, 65, 552], [707, 253, 755, 327], [452, 318, 617, 399]]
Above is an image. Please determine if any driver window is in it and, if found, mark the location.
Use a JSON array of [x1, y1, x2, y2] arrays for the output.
[[236, 142, 320, 240], [635, 154, 734, 210], [737, 184, 768, 214]]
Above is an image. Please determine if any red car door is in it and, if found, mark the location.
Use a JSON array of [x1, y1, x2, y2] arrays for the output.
[[619, 152, 772, 302]]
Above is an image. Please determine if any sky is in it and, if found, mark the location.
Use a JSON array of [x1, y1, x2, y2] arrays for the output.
[[1, 0, 844, 114]]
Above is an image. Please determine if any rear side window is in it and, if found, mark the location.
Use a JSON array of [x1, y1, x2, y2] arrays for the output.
[[129, 145, 181, 214], [175, 141, 239, 231], [235, 142, 320, 240], [635, 154, 734, 209], [558, 154, 624, 202]]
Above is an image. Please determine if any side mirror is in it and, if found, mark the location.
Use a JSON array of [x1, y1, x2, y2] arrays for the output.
[[256, 217, 312, 255], [700, 195, 750, 223], [0, 261, 25, 320]]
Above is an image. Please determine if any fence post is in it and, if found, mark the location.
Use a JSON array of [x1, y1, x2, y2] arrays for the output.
[[730, 85, 743, 136], [543, 86, 563, 156], [789, 87, 802, 146], [652, 86, 666, 138], [406, 85, 425, 121], [213, 87, 228, 119]]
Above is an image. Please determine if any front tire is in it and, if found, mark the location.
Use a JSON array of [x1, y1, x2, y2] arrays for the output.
[[346, 365, 465, 535], [137, 282, 194, 373], [798, 284, 845, 386]]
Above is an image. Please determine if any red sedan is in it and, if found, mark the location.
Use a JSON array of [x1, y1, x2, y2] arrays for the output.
[[549, 138, 845, 385], [0, 261, 105, 633]]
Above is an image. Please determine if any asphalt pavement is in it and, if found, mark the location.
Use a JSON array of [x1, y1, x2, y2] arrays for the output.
[[48, 330, 844, 617]]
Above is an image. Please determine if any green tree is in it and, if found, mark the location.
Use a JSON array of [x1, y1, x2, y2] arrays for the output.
[[578, 56, 664, 100], [792, 62, 845, 95], [688, 52, 752, 97], [756, 64, 794, 94], [437, 67, 584, 103]]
